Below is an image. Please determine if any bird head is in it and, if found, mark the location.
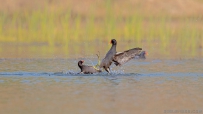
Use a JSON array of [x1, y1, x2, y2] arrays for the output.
[[144, 51, 148, 56], [78, 60, 84, 67], [110, 39, 117, 45], [139, 51, 148, 59]]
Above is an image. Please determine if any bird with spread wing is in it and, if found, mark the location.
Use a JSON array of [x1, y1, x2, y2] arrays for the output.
[[98, 39, 142, 73]]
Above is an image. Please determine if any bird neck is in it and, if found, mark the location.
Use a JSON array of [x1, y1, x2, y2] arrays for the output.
[[110, 44, 116, 52], [78, 63, 83, 70]]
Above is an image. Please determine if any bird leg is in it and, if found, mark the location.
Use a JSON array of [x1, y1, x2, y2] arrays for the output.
[[96, 51, 100, 66], [104, 67, 111, 73], [107, 67, 111, 73], [93, 51, 101, 70]]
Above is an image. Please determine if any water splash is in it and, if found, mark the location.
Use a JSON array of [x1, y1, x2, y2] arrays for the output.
[[110, 70, 125, 75], [0, 69, 136, 77], [64, 70, 76, 75]]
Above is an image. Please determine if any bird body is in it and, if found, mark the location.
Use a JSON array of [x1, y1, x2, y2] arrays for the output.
[[99, 39, 117, 72], [100, 39, 142, 73], [78, 60, 101, 74]]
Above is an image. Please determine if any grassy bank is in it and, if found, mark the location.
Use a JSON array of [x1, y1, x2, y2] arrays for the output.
[[0, 0, 202, 58]]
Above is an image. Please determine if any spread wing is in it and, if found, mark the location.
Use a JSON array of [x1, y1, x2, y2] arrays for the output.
[[113, 48, 142, 66]]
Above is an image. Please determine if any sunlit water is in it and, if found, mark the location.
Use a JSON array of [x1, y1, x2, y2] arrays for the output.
[[0, 58, 203, 114]]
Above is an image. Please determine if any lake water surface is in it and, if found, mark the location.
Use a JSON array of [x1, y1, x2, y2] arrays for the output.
[[0, 58, 203, 114]]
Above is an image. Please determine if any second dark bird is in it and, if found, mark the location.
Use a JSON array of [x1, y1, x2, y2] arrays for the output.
[[100, 39, 142, 73], [78, 60, 102, 74]]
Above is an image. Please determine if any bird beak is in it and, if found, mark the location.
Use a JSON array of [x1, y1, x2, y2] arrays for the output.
[[110, 40, 112, 44], [145, 52, 148, 56], [81, 60, 84, 63]]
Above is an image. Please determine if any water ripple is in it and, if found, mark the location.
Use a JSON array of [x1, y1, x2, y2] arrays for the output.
[[0, 71, 202, 77]]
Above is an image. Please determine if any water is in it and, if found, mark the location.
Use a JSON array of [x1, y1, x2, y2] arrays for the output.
[[0, 58, 203, 114]]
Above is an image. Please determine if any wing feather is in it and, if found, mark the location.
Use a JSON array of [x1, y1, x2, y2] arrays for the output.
[[113, 48, 142, 65]]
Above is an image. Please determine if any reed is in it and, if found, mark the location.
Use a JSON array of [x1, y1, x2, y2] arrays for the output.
[[0, 0, 202, 58]]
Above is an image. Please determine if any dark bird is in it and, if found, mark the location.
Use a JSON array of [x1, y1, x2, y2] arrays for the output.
[[100, 39, 142, 73], [99, 39, 117, 73], [78, 60, 102, 74], [134, 51, 147, 59]]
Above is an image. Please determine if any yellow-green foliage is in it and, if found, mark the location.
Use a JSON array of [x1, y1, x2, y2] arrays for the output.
[[0, 0, 202, 58]]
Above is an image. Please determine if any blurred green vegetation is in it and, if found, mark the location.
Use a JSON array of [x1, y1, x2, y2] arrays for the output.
[[0, 0, 202, 58]]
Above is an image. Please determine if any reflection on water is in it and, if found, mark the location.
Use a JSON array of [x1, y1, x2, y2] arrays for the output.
[[0, 58, 203, 114]]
